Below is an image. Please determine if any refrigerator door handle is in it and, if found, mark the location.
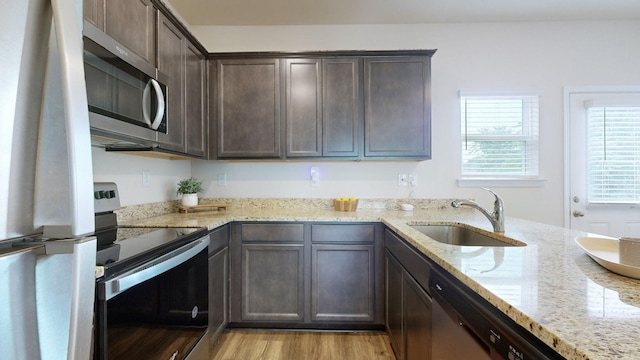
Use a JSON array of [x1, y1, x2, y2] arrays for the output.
[[46, 0, 94, 237]]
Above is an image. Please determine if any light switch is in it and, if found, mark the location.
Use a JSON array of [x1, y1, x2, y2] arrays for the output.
[[218, 173, 227, 186], [142, 170, 150, 187]]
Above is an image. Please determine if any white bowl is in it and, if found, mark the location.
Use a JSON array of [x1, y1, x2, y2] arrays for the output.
[[401, 203, 414, 211]]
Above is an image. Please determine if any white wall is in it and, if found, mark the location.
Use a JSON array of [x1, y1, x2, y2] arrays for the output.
[[92, 20, 640, 226], [92, 147, 191, 206]]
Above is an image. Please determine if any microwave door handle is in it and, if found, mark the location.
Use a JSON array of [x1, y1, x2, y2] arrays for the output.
[[149, 79, 166, 130], [142, 80, 153, 127]]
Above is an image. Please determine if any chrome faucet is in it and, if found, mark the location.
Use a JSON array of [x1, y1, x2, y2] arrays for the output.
[[451, 188, 505, 232]]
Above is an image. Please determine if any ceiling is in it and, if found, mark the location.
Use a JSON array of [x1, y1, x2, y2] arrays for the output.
[[166, 0, 640, 26]]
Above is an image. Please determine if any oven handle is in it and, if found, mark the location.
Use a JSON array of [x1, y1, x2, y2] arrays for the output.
[[103, 235, 210, 300]]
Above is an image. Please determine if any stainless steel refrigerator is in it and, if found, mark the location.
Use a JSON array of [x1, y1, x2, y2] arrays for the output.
[[0, 0, 96, 359]]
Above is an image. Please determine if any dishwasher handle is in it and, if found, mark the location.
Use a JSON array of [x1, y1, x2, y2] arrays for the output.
[[102, 235, 210, 300]]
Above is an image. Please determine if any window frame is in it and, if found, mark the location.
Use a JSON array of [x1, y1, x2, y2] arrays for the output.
[[457, 90, 545, 188]]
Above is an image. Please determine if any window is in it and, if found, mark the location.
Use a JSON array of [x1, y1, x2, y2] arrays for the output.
[[459, 92, 539, 178], [586, 102, 640, 204]]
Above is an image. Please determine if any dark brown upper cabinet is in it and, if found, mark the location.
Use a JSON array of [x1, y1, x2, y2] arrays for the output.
[[215, 59, 282, 159], [285, 59, 323, 158], [284, 58, 361, 158], [322, 58, 361, 158], [83, 0, 156, 67], [156, 12, 186, 153], [209, 51, 433, 161], [185, 42, 206, 157], [364, 57, 432, 159]]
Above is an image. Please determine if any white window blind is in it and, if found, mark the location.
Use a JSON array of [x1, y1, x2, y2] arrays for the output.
[[586, 105, 640, 204], [460, 93, 539, 177]]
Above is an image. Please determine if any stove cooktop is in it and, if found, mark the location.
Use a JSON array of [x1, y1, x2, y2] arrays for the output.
[[95, 226, 207, 280]]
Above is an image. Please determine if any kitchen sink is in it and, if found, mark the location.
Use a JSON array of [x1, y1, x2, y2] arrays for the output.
[[410, 224, 525, 247]]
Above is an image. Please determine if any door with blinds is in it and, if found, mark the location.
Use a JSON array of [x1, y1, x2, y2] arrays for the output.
[[567, 87, 640, 238]]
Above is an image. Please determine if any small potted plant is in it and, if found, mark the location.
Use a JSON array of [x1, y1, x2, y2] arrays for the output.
[[177, 177, 204, 207]]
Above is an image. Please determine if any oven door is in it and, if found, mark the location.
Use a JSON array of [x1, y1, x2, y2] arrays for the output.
[[95, 235, 209, 360]]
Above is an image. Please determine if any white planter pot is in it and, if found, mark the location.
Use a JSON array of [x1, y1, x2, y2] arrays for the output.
[[181, 193, 198, 207]]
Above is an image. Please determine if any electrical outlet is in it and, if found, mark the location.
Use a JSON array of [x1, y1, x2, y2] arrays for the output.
[[408, 175, 417, 187], [398, 174, 408, 187]]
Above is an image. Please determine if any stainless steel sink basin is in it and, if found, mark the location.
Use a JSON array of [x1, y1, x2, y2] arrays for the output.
[[410, 224, 525, 247]]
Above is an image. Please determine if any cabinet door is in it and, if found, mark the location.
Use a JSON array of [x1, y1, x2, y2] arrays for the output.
[[185, 43, 206, 157], [208, 246, 228, 344], [311, 244, 375, 322], [217, 59, 281, 158], [156, 13, 186, 152], [323, 58, 361, 157], [404, 273, 432, 360], [364, 57, 431, 158], [240, 244, 304, 322], [285, 59, 322, 157], [83, 0, 103, 29], [386, 251, 405, 360], [103, 0, 156, 66]]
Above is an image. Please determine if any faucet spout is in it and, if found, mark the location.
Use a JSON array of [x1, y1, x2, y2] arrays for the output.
[[451, 188, 505, 232]]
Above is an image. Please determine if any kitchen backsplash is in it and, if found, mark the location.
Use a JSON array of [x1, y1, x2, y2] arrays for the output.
[[115, 198, 464, 223]]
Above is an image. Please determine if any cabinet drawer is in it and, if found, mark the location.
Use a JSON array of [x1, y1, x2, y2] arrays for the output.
[[241, 223, 304, 242], [311, 224, 375, 243]]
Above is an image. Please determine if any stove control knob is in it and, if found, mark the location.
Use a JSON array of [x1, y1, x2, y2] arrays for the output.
[[94, 191, 104, 199], [106, 190, 116, 199]]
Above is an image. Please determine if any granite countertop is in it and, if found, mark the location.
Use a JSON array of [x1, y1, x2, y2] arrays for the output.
[[121, 200, 640, 360]]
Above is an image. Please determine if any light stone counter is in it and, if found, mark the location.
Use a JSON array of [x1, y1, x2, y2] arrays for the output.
[[119, 199, 640, 360]]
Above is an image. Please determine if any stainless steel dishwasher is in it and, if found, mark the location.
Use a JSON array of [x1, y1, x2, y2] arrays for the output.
[[429, 268, 564, 360]]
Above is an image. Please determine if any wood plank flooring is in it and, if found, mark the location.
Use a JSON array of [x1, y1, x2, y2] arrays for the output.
[[210, 330, 397, 360]]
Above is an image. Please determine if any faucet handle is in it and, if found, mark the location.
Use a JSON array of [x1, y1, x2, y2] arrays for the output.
[[481, 187, 504, 210]]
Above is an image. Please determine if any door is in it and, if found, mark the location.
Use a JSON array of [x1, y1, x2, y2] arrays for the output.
[[566, 87, 640, 237]]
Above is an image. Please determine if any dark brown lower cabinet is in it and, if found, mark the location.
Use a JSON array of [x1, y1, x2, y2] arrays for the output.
[[386, 252, 405, 360], [240, 243, 305, 322], [208, 225, 229, 348], [385, 229, 433, 360], [404, 271, 432, 360], [311, 244, 375, 322], [229, 222, 383, 329]]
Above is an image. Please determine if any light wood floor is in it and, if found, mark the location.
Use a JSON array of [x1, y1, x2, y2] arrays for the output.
[[210, 330, 397, 360]]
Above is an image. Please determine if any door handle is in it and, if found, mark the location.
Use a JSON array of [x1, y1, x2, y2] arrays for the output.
[[573, 210, 585, 217]]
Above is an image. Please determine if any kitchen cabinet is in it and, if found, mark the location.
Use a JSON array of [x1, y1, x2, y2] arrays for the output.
[[156, 13, 207, 157], [214, 59, 282, 158], [364, 56, 432, 159], [229, 222, 383, 328], [285, 59, 322, 157], [83, 0, 156, 66], [209, 51, 432, 160], [156, 12, 185, 153], [279, 57, 363, 159], [208, 225, 229, 347], [185, 43, 206, 157], [310, 224, 382, 323], [322, 58, 361, 157], [230, 223, 305, 323], [385, 228, 433, 360]]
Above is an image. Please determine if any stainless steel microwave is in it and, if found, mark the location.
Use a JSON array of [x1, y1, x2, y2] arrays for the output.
[[83, 23, 168, 144]]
